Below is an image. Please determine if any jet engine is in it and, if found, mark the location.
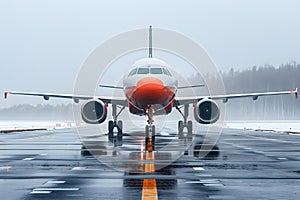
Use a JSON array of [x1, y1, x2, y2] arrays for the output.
[[81, 99, 107, 124], [194, 99, 220, 124]]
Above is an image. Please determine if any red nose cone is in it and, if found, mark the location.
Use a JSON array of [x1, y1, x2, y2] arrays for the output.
[[136, 77, 164, 103], [125, 77, 176, 113]]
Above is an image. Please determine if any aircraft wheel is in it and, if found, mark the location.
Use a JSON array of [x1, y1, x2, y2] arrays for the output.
[[151, 125, 155, 144], [187, 121, 193, 136], [117, 120, 123, 137], [151, 125, 155, 136], [145, 125, 149, 138], [81, 145, 91, 156], [178, 120, 184, 136], [108, 120, 114, 138]]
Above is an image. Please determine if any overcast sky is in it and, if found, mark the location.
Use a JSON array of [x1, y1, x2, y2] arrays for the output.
[[0, 0, 299, 108]]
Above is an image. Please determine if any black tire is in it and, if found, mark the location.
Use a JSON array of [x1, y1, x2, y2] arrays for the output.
[[116, 134, 123, 146], [81, 145, 91, 156], [117, 120, 123, 137], [108, 120, 114, 138], [151, 125, 155, 136], [187, 120, 193, 136], [151, 125, 156, 145], [145, 125, 149, 138], [178, 120, 184, 136]]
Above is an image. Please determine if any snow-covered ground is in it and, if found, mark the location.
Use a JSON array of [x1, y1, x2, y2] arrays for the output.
[[0, 121, 78, 131], [225, 121, 300, 133], [0, 120, 299, 134]]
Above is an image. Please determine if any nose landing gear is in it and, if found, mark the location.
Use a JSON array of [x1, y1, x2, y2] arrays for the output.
[[145, 108, 156, 151]]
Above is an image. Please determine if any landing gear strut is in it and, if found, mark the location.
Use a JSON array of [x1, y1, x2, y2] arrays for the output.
[[108, 104, 125, 139], [145, 107, 155, 151], [176, 104, 193, 138]]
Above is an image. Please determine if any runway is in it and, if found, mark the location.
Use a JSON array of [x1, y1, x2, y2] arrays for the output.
[[0, 125, 300, 200]]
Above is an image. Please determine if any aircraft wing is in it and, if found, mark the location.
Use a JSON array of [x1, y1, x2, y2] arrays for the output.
[[174, 88, 298, 106], [4, 91, 127, 106]]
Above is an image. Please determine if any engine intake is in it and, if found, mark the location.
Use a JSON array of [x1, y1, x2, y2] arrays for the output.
[[81, 99, 107, 124], [194, 99, 220, 124]]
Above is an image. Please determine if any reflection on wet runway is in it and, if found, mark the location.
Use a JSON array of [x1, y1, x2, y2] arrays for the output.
[[2, 126, 299, 199], [79, 126, 214, 173], [79, 126, 220, 200]]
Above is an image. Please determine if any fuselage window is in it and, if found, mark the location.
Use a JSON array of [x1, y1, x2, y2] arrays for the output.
[[128, 68, 137, 76], [150, 68, 163, 74], [137, 68, 150, 74]]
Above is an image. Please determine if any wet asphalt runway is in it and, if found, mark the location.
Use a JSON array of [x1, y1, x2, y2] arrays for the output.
[[0, 125, 300, 200]]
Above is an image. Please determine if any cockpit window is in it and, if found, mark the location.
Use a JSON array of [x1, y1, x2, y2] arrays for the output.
[[150, 68, 163, 74], [128, 68, 137, 76], [162, 68, 172, 76], [132, 66, 172, 76], [137, 68, 149, 74]]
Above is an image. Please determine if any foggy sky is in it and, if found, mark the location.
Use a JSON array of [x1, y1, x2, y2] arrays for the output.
[[0, 0, 299, 109]]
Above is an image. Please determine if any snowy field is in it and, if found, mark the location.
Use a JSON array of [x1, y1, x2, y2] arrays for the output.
[[0, 120, 299, 134], [225, 121, 300, 134], [0, 121, 78, 131]]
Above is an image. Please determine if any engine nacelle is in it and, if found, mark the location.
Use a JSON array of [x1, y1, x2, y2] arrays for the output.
[[194, 99, 220, 124], [81, 99, 107, 124]]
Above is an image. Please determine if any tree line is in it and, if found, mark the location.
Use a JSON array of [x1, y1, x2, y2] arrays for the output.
[[190, 61, 300, 120]]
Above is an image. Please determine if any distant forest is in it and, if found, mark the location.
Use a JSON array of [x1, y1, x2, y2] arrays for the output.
[[190, 62, 300, 120], [1, 62, 299, 120], [0, 104, 74, 120]]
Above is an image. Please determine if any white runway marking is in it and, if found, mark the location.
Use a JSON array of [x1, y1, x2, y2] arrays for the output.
[[194, 174, 212, 177], [33, 188, 79, 191], [71, 167, 87, 170], [22, 157, 35, 161], [199, 179, 220, 184], [71, 167, 105, 171], [193, 167, 205, 171], [46, 180, 66, 184], [277, 157, 287, 160], [30, 191, 52, 194], [208, 195, 235, 199], [185, 181, 203, 184], [186, 179, 219, 184], [203, 183, 224, 187]]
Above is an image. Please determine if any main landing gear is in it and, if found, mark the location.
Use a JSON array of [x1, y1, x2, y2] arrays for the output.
[[108, 104, 125, 139], [176, 104, 193, 138]]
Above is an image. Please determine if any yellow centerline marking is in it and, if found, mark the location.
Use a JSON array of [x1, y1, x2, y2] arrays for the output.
[[142, 178, 157, 200], [141, 142, 158, 200]]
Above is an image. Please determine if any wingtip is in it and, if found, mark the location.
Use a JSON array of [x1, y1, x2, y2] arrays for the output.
[[292, 88, 298, 99], [4, 91, 10, 99]]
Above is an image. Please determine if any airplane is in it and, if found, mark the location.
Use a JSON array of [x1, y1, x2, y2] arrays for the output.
[[4, 26, 298, 140]]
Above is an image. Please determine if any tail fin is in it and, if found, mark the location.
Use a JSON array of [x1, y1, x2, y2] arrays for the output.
[[149, 25, 152, 58]]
